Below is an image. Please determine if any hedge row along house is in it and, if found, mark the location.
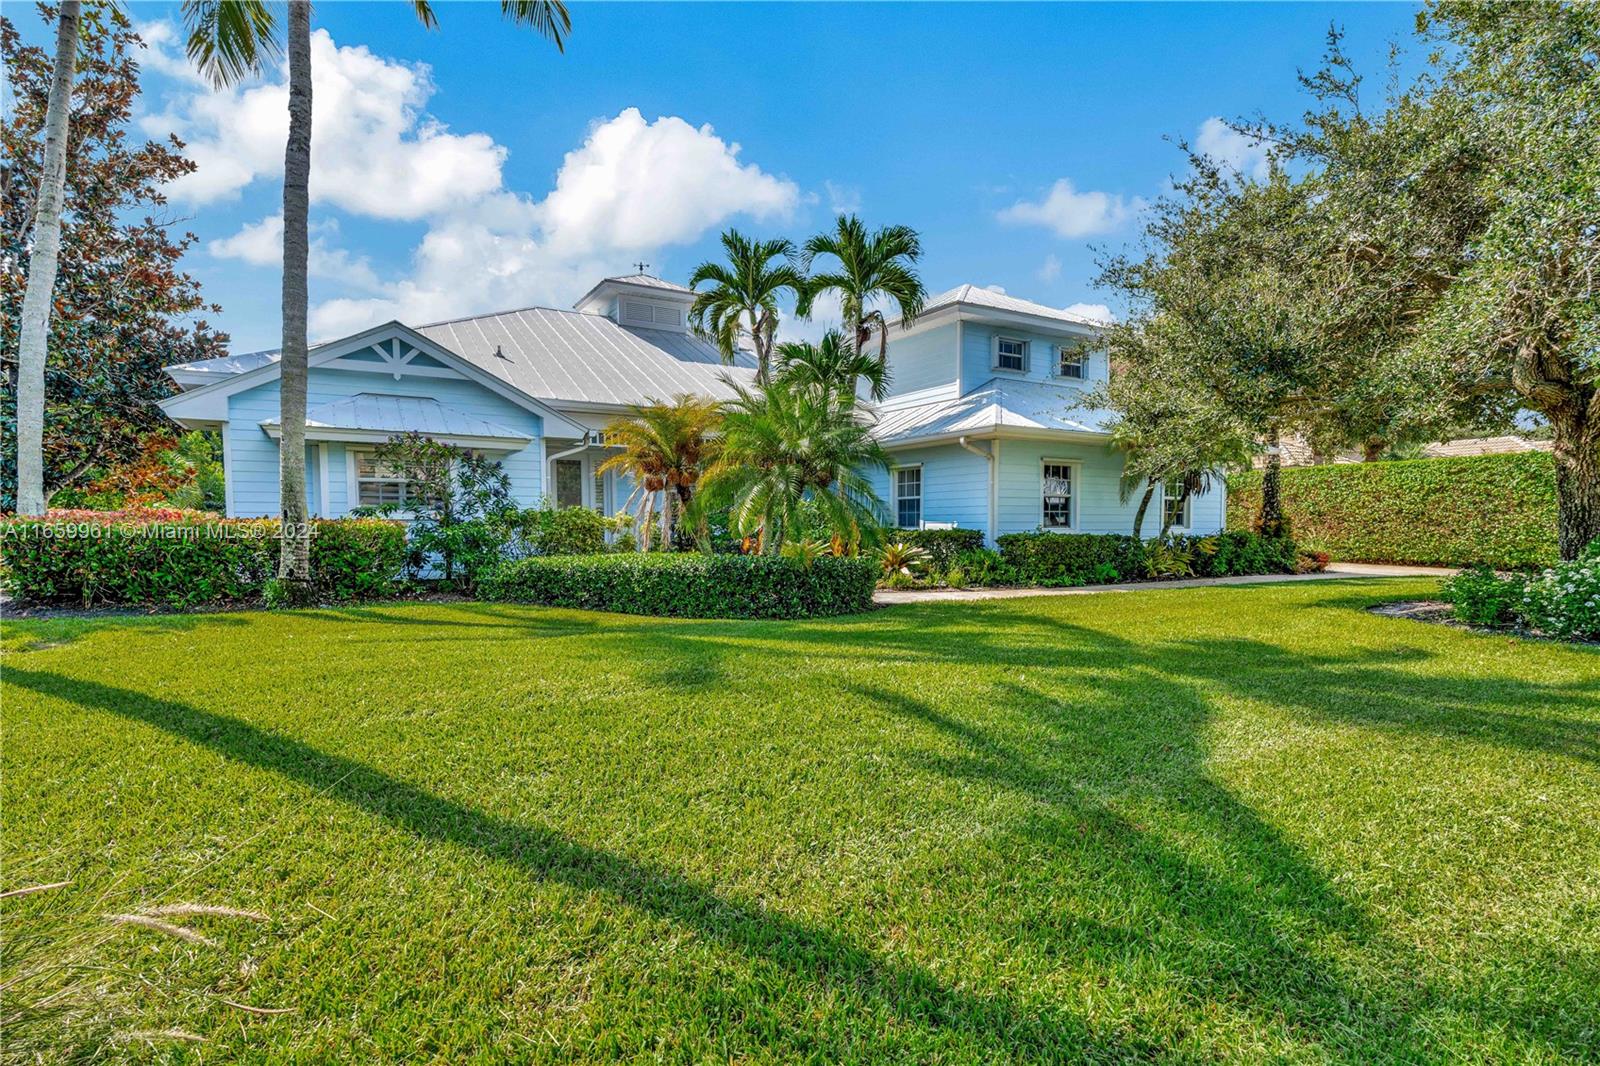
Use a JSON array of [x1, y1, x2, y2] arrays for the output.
[[158, 274, 1227, 542]]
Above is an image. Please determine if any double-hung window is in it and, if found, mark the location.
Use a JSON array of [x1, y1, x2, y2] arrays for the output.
[[1057, 345, 1087, 380], [894, 466, 923, 529], [1163, 480, 1190, 530], [1041, 461, 1074, 529], [994, 336, 1028, 372], [355, 451, 410, 508]]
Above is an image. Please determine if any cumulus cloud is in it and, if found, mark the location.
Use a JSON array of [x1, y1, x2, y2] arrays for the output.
[[1037, 254, 1062, 283], [823, 180, 861, 215], [1063, 302, 1114, 324], [997, 179, 1143, 238], [1195, 117, 1271, 180], [137, 24, 800, 339]]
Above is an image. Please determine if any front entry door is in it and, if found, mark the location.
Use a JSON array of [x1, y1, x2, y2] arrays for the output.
[[554, 458, 584, 508]]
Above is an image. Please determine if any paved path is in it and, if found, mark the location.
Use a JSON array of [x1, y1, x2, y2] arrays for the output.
[[873, 562, 1456, 605]]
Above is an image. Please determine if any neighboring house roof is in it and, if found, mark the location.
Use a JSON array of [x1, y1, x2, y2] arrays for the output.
[[259, 393, 532, 444], [165, 349, 281, 388], [887, 285, 1108, 331], [1421, 435, 1553, 458], [414, 306, 755, 409], [872, 377, 1113, 447], [163, 306, 757, 411]]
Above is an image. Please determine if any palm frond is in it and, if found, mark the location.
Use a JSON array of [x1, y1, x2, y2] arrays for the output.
[[498, 0, 570, 50], [181, 0, 280, 89]]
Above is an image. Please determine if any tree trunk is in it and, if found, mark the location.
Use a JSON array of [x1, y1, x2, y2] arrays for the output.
[[13, 1, 80, 515], [659, 489, 673, 552], [749, 308, 768, 385], [1161, 488, 1193, 537], [1260, 426, 1285, 537], [1131, 481, 1156, 539], [277, 1, 313, 591], [1362, 437, 1386, 462], [1553, 411, 1600, 561]]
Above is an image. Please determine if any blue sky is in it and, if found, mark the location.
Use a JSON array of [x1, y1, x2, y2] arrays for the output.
[[16, 2, 1429, 352]]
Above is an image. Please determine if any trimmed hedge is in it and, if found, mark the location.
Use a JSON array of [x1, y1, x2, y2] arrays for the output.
[[996, 532, 1146, 584], [893, 528, 986, 572], [480, 553, 879, 618], [0, 511, 407, 609], [1226, 451, 1555, 568]]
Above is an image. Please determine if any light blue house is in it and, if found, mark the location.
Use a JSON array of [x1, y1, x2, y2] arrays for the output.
[[159, 275, 1224, 542]]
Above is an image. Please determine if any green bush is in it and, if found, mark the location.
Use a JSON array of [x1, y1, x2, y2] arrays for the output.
[[532, 506, 612, 556], [953, 548, 1015, 587], [996, 532, 1146, 584], [480, 553, 879, 619], [0, 512, 406, 609], [895, 528, 985, 572], [1441, 566, 1525, 626], [1515, 544, 1600, 640], [1226, 452, 1555, 568]]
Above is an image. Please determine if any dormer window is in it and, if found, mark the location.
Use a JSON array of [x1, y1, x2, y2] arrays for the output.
[[1057, 345, 1088, 380], [993, 336, 1028, 372]]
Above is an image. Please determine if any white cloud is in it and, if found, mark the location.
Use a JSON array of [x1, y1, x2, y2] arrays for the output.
[[536, 108, 798, 256], [1064, 302, 1114, 324], [997, 179, 1143, 238], [823, 180, 861, 215], [212, 214, 385, 294], [983, 284, 1006, 295], [145, 30, 506, 219], [1195, 117, 1271, 180], [1037, 254, 1062, 283], [137, 23, 800, 340]]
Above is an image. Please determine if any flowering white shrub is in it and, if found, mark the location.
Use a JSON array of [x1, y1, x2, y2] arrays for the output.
[[1516, 542, 1600, 640]]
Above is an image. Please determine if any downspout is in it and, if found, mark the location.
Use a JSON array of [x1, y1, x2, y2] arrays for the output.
[[958, 435, 996, 546]]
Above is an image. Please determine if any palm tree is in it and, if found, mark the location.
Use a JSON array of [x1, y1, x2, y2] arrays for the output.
[[596, 394, 721, 551], [13, 0, 83, 515], [687, 230, 807, 384], [183, 0, 569, 594], [773, 329, 889, 404], [798, 214, 927, 366], [703, 380, 888, 554]]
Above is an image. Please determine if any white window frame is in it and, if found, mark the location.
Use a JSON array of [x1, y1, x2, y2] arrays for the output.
[[349, 448, 414, 515], [1161, 481, 1191, 531], [1056, 344, 1088, 380], [1039, 458, 1079, 531], [993, 335, 1029, 373], [893, 464, 924, 530]]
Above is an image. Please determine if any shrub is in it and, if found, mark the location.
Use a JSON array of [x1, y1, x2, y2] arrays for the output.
[[0, 513, 405, 609], [895, 528, 985, 572], [533, 506, 612, 557], [1515, 546, 1600, 640], [1143, 538, 1197, 579], [479, 553, 878, 619], [1226, 452, 1555, 568], [876, 541, 931, 579], [1442, 567, 1524, 626], [996, 532, 1145, 584], [944, 566, 969, 590], [1191, 531, 1299, 577], [954, 548, 1015, 587]]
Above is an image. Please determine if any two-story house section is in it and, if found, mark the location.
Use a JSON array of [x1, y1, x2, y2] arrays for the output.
[[867, 285, 1225, 544]]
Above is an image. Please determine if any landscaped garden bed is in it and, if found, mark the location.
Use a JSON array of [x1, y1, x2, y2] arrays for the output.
[[4, 580, 1595, 1061]]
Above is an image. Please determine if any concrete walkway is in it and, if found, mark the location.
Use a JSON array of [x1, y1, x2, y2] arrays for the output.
[[873, 562, 1456, 605]]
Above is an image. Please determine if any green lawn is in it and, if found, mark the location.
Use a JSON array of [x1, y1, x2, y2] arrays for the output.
[[3, 579, 1597, 1063]]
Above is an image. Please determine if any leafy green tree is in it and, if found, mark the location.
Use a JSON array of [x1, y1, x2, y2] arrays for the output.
[[2, 10, 229, 511], [688, 229, 806, 384], [799, 215, 927, 364], [703, 379, 888, 554], [1253, 4, 1598, 556], [773, 329, 889, 404], [597, 394, 722, 551]]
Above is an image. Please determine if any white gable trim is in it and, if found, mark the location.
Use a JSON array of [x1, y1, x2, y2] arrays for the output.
[[159, 321, 586, 438]]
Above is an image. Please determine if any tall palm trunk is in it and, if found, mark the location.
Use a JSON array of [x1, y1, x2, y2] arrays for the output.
[[277, 0, 312, 588], [14, 1, 80, 515]]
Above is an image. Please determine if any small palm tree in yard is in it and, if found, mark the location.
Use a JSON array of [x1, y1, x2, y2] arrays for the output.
[[688, 230, 808, 385], [774, 329, 890, 404], [597, 394, 721, 551], [799, 214, 927, 365], [703, 380, 888, 554]]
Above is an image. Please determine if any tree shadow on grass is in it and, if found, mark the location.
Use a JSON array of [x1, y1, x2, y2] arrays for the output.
[[0, 610, 251, 653], [5, 665, 1150, 1062]]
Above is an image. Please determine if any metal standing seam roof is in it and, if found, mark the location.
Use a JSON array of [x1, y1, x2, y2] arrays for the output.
[[413, 306, 757, 408], [167, 349, 282, 376], [871, 377, 1115, 446], [888, 285, 1110, 330], [260, 393, 532, 440]]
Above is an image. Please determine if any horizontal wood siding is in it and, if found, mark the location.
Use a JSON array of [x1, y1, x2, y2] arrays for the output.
[[994, 438, 1223, 536], [870, 444, 990, 533], [960, 323, 1105, 391], [882, 323, 958, 399]]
